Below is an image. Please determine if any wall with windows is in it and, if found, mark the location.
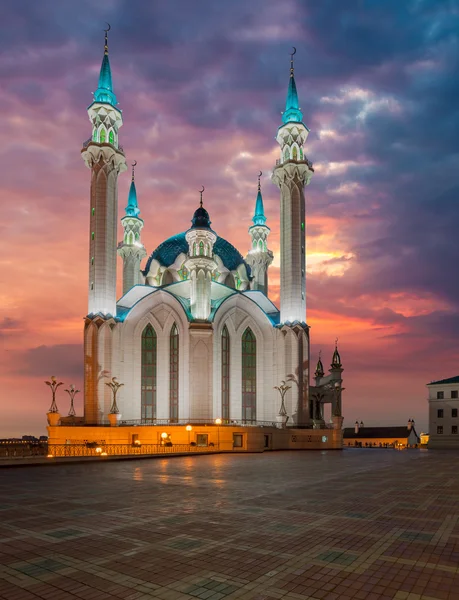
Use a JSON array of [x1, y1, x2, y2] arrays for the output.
[[427, 382, 459, 448]]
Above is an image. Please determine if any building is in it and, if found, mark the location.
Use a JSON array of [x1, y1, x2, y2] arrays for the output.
[[427, 376, 459, 448], [343, 420, 420, 448], [47, 34, 346, 448]]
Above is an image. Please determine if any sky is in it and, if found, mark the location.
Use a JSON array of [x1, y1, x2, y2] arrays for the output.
[[0, 0, 458, 437]]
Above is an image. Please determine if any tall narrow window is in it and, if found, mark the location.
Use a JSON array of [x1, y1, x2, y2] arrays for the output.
[[170, 323, 179, 422], [222, 326, 230, 421], [242, 327, 256, 422], [292, 146, 298, 160], [199, 240, 204, 256], [99, 128, 106, 143], [109, 130, 114, 145], [141, 325, 157, 421]]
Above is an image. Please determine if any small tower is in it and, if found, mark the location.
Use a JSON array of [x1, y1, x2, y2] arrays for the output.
[[245, 172, 274, 296], [314, 350, 324, 385], [81, 26, 127, 316], [184, 188, 217, 320], [117, 161, 147, 295], [272, 48, 313, 323]]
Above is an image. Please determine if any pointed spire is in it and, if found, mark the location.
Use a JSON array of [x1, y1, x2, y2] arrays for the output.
[[125, 161, 140, 217], [314, 351, 324, 378], [93, 24, 118, 106], [331, 338, 342, 368], [282, 47, 303, 125], [191, 186, 211, 229], [252, 171, 267, 226]]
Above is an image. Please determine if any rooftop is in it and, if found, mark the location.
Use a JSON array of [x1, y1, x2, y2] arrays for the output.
[[427, 375, 459, 385]]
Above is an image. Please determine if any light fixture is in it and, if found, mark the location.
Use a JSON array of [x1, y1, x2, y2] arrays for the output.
[[101, 452, 107, 456], [95, 447, 102, 454], [186, 425, 192, 431], [215, 418, 222, 425], [47, 454, 54, 458], [161, 432, 168, 439]]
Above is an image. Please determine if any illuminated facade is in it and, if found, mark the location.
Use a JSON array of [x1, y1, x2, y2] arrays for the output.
[[427, 376, 459, 448], [80, 34, 344, 428]]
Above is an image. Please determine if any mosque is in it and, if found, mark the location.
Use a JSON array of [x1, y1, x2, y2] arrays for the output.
[[51, 31, 345, 444]]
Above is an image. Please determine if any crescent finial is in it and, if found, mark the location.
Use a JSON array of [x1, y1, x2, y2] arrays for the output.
[[132, 160, 137, 167], [104, 23, 111, 32], [335, 337, 339, 346], [291, 46, 297, 56], [258, 170, 262, 178], [131, 160, 137, 181], [199, 185, 205, 207]]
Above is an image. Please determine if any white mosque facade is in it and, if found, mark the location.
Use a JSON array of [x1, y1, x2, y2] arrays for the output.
[[80, 33, 344, 428]]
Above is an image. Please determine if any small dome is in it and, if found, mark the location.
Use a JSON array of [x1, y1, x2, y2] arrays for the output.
[[191, 206, 211, 229]]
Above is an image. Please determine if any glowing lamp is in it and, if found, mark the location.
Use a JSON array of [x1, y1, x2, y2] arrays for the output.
[[161, 432, 168, 439], [186, 425, 192, 431], [101, 452, 108, 456], [95, 447, 102, 454], [47, 454, 54, 458], [215, 418, 222, 425]]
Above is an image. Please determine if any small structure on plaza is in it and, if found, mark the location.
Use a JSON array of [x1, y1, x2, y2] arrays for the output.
[[343, 419, 420, 448], [46, 32, 345, 452]]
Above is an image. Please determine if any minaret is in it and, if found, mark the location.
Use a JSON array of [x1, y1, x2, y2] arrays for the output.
[[272, 48, 313, 323], [81, 26, 127, 316], [245, 172, 274, 296], [117, 161, 147, 295], [184, 188, 217, 320], [314, 350, 324, 385]]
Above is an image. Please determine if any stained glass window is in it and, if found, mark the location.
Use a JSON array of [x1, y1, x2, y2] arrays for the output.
[[141, 325, 157, 421], [222, 326, 230, 421], [299, 147, 303, 159], [99, 128, 106, 143], [109, 130, 114, 145], [170, 323, 179, 422], [242, 327, 256, 422], [292, 146, 298, 160], [284, 147, 290, 161], [199, 241, 204, 256]]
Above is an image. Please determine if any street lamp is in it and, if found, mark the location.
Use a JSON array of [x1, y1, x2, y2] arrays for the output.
[[215, 418, 222, 448], [105, 377, 124, 414], [64, 384, 80, 417], [186, 425, 192, 445], [45, 376, 63, 413]]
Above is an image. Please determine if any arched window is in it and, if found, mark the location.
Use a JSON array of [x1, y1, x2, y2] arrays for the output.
[[222, 326, 230, 421], [99, 128, 106, 143], [92, 130, 97, 141], [141, 325, 157, 421], [193, 242, 197, 256], [170, 323, 179, 422], [292, 146, 298, 160], [284, 147, 290, 161], [299, 147, 303, 160], [242, 327, 256, 422], [258, 239, 263, 251], [109, 130, 114, 145], [199, 241, 204, 256]]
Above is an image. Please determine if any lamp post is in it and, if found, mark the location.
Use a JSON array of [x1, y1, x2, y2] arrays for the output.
[[215, 418, 222, 449], [105, 377, 124, 426], [186, 424, 192, 445], [64, 384, 80, 418], [45, 376, 63, 426], [274, 381, 291, 428], [331, 382, 345, 430]]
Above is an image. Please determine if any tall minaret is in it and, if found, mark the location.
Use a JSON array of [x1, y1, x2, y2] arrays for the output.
[[184, 188, 217, 320], [245, 172, 273, 296], [117, 161, 147, 295], [272, 49, 313, 323], [81, 26, 127, 316]]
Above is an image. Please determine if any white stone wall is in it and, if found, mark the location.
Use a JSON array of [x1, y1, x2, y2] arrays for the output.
[[427, 381, 459, 448]]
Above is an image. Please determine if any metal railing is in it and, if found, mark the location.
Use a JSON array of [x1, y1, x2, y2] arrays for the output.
[[47, 443, 218, 458], [59, 418, 336, 429]]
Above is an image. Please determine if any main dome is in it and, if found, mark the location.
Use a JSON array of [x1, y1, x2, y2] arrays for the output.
[[144, 232, 251, 275]]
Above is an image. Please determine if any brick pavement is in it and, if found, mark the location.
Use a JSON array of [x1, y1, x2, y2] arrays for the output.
[[0, 449, 458, 600]]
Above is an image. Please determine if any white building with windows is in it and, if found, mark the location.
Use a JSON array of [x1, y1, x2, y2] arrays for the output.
[[427, 376, 459, 448], [78, 34, 344, 428]]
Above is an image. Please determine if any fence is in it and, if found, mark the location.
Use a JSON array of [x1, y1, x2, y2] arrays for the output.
[[47, 443, 219, 458]]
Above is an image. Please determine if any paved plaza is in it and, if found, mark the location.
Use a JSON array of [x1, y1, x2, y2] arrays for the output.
[[0, 450, 459, 600]]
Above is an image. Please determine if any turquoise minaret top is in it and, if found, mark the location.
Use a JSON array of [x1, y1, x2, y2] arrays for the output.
[[282, 50, 303, 125], [93, 28, 117, 106], [125, 162, 140, 217], [252, 172, 267, 226]]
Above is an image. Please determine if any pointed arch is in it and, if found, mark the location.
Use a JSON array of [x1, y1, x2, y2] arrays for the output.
[[292, 145, 298, 161], [284, 147, 290, 162], [99, 127, 106, 144], [222, 325, 230, 421], [169, 323, 179, 421], [108, 130, 114, 145], [199, 240, 204, 256], [242, 327, 256, 422], [141, 324, 157, 420]]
